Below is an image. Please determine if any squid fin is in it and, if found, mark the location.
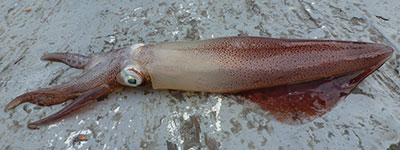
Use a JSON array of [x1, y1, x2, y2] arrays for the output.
[[238, 68, 376, 124]]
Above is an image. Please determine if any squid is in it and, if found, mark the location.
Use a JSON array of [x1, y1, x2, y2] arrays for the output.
[[4, 36, 393, 129]]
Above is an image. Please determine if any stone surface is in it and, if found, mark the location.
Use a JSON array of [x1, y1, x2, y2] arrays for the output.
[[0, 0, 399, 149]]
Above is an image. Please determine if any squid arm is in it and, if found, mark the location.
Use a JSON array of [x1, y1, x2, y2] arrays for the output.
[[4, 36, 393, 129]]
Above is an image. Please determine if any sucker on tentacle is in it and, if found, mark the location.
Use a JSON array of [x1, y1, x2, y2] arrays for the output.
[[4, 36, 393, 129]]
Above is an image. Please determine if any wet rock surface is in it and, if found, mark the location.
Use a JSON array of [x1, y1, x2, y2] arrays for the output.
[[0, 0, 399, 149]]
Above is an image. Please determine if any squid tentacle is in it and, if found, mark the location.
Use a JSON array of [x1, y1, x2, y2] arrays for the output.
[[5, 48, 124, 129], [4, 89, 77, 112], [27, 84, 111, 129], [4, 71, 102, 112], [41, 53, 90, 69], [5, 53, 115, 113]]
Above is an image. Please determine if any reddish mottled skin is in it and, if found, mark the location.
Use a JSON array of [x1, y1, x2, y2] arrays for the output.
[[4, 36, 393, 129], [208, 37, 391, 86]]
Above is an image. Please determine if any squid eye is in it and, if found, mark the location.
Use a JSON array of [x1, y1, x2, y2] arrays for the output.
[[125, 75, 140, 86], [127, 77, 137, 85], [117, 65, 144, 87]]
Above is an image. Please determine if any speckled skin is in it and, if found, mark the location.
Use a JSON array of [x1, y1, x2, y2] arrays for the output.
[[139, 36, 393, 93], [4, 36, 393, 129]]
